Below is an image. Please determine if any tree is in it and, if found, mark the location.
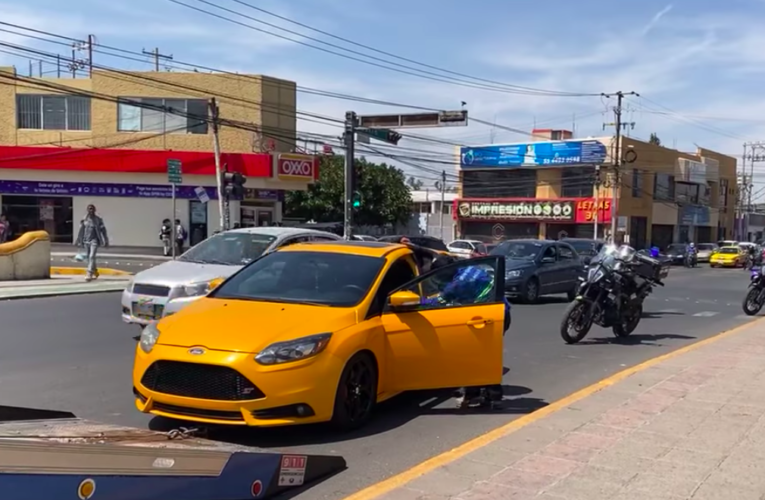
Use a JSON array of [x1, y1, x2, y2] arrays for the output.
[[649, 132, 661, 146], [284, 155, 412, 226], [406, 176, 423, 190]]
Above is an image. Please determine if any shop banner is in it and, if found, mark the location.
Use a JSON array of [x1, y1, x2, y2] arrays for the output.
[[460, 139, 607, 169], [457, 200, 575, 221], [0, 180, 282, 201], [574, 199, 613, 224]]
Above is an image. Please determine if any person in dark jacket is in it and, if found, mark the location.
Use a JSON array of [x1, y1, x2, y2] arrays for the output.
[[75, 204, 109, 281]]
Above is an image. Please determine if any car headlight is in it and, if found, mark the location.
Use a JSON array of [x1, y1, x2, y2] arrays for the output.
[[174, 279, 222, 298], [506, 270, 523, 278], [254, 333, 332, 365], [140, 322, 161, 354]]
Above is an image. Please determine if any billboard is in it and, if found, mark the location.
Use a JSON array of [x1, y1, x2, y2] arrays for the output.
[[455, 198, 612, 223], [460, 140, 607, 169]]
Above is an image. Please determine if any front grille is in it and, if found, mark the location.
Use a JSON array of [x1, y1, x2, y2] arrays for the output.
[[133, 283, 171, 297], [141, 361, 265, 401], [152, 402, 244, 421]]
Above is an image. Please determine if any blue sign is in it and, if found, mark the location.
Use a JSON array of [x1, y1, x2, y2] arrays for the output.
[[460, 140, 608, 168], [0, 181, 281, 201], [679, 205, 711, 225]]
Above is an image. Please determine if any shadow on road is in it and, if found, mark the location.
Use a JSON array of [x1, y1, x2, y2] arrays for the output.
[[147, 383, 548, 449], [509, 296, 571, 305], [641, 311, 685, 319], [578, 333, 696, 346]]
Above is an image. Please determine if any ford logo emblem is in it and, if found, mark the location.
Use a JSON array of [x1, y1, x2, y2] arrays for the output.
[[188, 347, 205, 355]]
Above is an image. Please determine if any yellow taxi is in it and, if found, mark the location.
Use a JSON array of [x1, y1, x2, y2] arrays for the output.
[[710, 245, 745, 267], [132, 241, 507, 430]]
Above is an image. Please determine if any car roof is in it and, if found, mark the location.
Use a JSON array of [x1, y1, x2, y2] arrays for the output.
[[278, 240, 405, 257], [224, 227, 340, 238]]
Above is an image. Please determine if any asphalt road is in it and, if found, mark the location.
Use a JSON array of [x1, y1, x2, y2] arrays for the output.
[[0, 265, 760, 499]]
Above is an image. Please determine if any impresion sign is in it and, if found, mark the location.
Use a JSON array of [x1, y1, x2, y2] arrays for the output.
[[457, 200, 575, 221], [277, 153, 317, 180]]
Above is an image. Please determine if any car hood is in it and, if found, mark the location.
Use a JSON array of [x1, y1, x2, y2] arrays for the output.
[[133, 260, 240, 287], [156, 298, 357, 352]]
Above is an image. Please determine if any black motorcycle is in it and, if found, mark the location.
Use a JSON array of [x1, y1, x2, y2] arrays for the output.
[[742, 267, 765, 316], [561, 245, 668, 344]]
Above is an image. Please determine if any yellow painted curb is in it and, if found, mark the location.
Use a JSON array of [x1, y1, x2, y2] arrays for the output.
[[343, 315, 765, 500], [51, 266, 132, 276]]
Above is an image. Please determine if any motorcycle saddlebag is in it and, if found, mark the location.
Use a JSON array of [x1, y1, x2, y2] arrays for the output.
[[633, 252, 670, 281]]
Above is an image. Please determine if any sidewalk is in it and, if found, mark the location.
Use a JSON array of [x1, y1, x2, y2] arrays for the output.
[[366, 318, 765, 500], [50, 244, 170, 261], [0, 275, 129, 299]]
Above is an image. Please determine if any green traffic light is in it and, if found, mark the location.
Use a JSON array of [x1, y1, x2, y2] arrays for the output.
[[352, 200, 361, 208]]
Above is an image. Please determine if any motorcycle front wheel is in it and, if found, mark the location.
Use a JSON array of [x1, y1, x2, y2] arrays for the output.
[[560, 300, 593, 344], [613, 303, 643, 337], [742, 287, 764, 316]]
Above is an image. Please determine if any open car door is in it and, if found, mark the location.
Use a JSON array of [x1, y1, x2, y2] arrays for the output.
[[380, 256, 506, 392]]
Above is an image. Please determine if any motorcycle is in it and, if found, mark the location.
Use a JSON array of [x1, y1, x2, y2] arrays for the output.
[[742, 267, 765, 316], [684, 252, 697, 268], [560, 244, 668, 344]]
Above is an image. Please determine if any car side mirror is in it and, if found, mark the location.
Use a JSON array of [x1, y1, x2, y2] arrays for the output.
[[388, 291, 421, 310], [541, 256, 555, 264], [208, 277, 225, 290]]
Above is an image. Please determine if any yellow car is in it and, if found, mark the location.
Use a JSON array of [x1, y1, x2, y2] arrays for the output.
[[710, 246, 744, 267], [133, 241, 507, 430]]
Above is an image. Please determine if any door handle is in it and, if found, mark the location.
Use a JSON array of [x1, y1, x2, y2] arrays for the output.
[[466, 318, 492, 326]]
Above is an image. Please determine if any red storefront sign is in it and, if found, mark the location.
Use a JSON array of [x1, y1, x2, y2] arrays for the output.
[[0, 145, 273, 177], [454, 197, 613, 224], [276, 153, 318, 180], [574, 198, 613, 224]]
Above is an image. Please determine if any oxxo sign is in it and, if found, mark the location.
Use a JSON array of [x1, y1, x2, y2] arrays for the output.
[[277, 153, 316, 180]]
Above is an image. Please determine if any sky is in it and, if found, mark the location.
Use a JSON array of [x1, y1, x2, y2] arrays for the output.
[[2, 0, 765, 193]]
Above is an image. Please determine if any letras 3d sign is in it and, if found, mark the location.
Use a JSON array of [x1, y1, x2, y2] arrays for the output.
[[457, 200, 575, 221]]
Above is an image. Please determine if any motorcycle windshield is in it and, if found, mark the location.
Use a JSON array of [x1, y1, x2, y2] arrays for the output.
[[590, 243, 619, 268]]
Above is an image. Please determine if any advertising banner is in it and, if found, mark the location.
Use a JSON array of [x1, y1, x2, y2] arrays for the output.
[[679, 205, 711, 225], [456, 200, 575, 221], [276, 153, 317, 181], [0, 180, 283, 201], [460, 140, 607, 169], [574, 199, 613, 224]]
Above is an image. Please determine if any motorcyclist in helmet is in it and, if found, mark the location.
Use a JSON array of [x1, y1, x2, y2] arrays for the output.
[[423, 253, 510, 409], [685, 242, 697, 267]]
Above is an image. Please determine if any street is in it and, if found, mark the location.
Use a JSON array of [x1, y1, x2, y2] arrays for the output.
[[0, 266, 758, 500]]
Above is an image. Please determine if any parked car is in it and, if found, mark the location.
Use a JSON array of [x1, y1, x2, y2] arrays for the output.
[[560, 238, 605, 265], [447, 239, 489, 259], [121, 227, 342, 326], [696, 243, 718, 262], [490, 239, 584, 303], [665, 243, 689, 265]]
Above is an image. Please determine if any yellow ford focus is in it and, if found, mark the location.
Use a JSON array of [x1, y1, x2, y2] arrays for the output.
[[132, 241, 507, 430], [710, 246, 745, 267]]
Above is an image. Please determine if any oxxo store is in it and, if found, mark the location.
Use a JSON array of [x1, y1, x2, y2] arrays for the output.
[[0, 146, 318, 247], [455, 199, 613, 240]]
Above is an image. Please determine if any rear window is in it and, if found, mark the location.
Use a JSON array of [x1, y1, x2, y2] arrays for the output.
[[720, 247, 739, 254], [697, 244, 716, 250]]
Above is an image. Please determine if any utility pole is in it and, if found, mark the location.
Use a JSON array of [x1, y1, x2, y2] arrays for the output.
[[601, 91, 638, 243], [209, 98, 226, 231], [438, 170, 447, 240], [593, 165, 601, 240], [343, 111, 357, 239], [142, 47, 173, 71]]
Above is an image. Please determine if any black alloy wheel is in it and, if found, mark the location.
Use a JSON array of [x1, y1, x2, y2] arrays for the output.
[[331, 353, 377, 431], [742, 288, 764, 316], [560, 300, 592, 344], [524, 277, 540, 303], [613, 303, 642, 337]]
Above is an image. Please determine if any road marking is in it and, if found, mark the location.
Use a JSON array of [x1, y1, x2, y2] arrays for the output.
[[693, 311, 719, 317], [341, 316, 765, 500]]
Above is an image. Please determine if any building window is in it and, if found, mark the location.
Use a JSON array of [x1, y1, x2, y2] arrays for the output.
[[676, 182, 699, 204], [653, 173, 675, 201], [631, 169, 643, 198], [462, 169, 536, 198], [561, 167, 594, 197], [117, 98, 208, 134], [16, 94, 91, 131]]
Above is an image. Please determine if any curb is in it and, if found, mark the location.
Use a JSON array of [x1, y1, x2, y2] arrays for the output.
[[51, 266, 133, 276], [0, 286, 127, 301], [51, 252, 170, 261]]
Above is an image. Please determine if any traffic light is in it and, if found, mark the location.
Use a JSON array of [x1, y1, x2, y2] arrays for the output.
[[351, 162, 363, 209], [222, 171, 246, 200], [352, 191, 362, 208]]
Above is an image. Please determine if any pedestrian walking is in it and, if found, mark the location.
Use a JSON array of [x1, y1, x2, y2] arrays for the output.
[[174, 218, 187, 256], [75, 204, 109, 281], [0, 214, 9, 243]]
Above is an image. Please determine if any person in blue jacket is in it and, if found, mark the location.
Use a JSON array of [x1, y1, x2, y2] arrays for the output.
[[422, 254, 509, 408]]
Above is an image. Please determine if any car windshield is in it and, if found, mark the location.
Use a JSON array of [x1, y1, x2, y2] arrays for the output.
[[667, 244, 686, 253], [212, 251, 385, 306], [720, 247, 739, 254], [567, 240, 600, 256], [698, 244, 716, 250], [178, 232, 276, 266], [490, 241, 542, 260]]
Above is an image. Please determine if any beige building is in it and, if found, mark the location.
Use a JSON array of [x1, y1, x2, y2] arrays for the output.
[[0, 66, 317, 247]]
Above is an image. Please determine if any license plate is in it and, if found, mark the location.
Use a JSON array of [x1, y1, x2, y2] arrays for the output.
[[133, 301, 161, 319]]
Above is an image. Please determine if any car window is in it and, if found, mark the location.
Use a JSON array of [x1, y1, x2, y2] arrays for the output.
[[178, 232, 277, 266], [476, 243, 487, 254], [720, 247, 739, 254], [566, 240, 597, 256], [490, 241, 542, 260], [369, 258, 418, 316], [667, 244, 686, 252], [557, 244, 574, 260], [411, 237, 448, 252], [279, 235, 313, 247], [542, 245, 557, 260], [311, 235, 339, 242], [393, 259, 499, 311], [213, 251, 385, 307], [450, 241, 471, 250], [697, 244, 715, 250]]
